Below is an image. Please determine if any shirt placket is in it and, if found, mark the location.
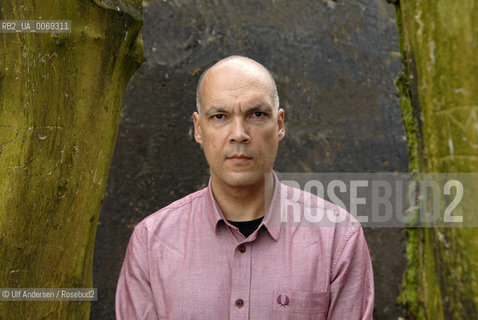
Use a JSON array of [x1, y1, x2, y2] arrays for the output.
[[229, 240, 252, 320]]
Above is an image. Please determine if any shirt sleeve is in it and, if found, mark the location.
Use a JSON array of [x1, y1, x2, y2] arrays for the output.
[[328, 226, 374, 320], [115, 223, 159, 320]]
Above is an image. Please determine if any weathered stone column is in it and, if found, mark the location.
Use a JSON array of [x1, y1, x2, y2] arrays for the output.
[[0, 1, 143, 318], [394, 0, 478, 318]]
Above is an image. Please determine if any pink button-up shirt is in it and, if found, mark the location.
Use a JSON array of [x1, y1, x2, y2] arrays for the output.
[[116, 175, 374, 319]]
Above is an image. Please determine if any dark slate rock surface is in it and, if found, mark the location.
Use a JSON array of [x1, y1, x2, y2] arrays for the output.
[[92, 1, 408, 319]]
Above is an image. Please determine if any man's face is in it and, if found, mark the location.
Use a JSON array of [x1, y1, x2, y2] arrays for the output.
[[193, 61, 285, 189]]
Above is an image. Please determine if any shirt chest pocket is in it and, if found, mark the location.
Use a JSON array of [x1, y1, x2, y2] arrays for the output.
[[272, 290, 329, 320]]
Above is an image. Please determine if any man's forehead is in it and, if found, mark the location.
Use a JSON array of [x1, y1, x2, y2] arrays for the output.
[[200, 62, 274, 99], [200, 80, 275, 112]]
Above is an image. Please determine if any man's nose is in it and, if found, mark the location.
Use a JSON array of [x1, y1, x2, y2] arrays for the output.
[[229, 118, 250, 143]]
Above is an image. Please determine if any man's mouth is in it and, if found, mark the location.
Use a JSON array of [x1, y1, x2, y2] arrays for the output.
[[227, 154, 253, 163]]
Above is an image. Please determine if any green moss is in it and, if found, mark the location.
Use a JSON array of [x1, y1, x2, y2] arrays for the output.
[[424, 229, 446, 320], [393, 3, 423, 318], [398, 228, 423, 319], [394, 72, 418, 173], [391, 1, 407, 69], [393, 22, 421, 316]]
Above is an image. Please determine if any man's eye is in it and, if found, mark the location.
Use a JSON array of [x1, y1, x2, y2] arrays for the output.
[[212, 114, 225, 120], [253, 111, 265, 118]]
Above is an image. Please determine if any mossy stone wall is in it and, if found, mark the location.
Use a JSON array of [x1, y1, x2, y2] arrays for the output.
[[395, 1, 478, 318]]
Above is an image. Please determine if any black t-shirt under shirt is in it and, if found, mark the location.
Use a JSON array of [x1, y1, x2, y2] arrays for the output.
[[228, 216, 264, 238]]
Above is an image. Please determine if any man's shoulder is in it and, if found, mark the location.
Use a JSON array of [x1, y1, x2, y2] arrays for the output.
[[136, 187, 208, 231], [279, 182, 367, 265]]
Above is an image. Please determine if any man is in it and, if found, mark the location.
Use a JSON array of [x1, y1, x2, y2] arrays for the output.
[[116, 56, 374, 319]]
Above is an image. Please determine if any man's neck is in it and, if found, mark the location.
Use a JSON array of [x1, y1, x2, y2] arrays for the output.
[[210, 173, 275, 222]]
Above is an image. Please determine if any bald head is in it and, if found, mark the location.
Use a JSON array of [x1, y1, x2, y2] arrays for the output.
[[196, 56, 279, 113]]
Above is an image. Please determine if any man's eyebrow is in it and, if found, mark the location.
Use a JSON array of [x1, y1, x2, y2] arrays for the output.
[[246, 105, 273, 113], [204, 107, 228, 116], [203, 105, 273, 116]]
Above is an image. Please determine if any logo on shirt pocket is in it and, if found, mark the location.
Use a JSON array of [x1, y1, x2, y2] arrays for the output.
[[272, 290, 329, 315]]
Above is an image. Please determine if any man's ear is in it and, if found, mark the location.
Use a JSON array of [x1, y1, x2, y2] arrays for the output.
[[193, 112, 202, 144], [277, 108, 285, 141]]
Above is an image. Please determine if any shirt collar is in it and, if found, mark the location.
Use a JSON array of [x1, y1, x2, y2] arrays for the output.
[[204, 172, 282, 242]]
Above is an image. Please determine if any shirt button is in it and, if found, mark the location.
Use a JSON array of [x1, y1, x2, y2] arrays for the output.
[[238, 244, 246, 253], [235, 299, 244, 308]]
